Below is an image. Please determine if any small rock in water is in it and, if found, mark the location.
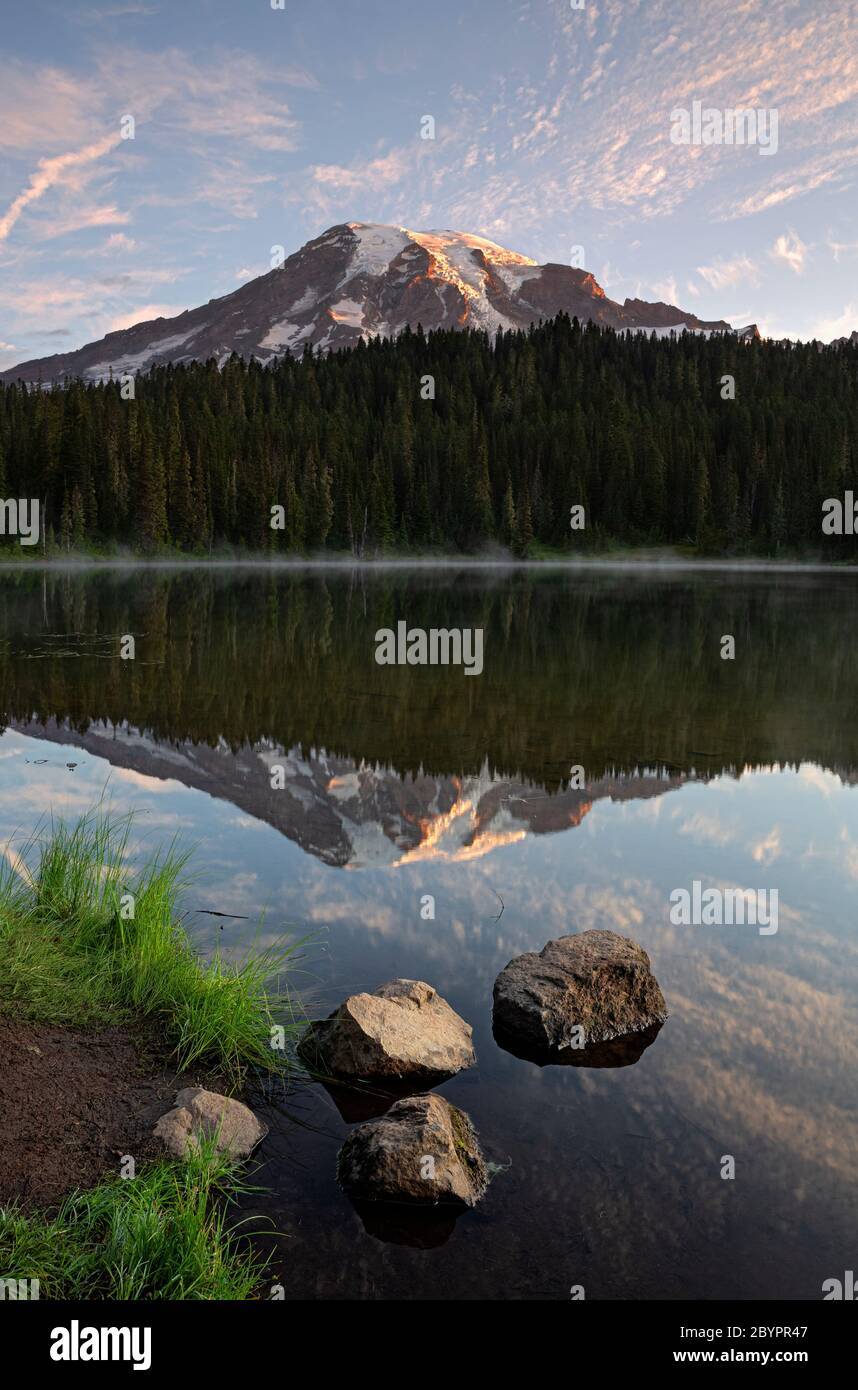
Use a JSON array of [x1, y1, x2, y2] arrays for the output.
[[298, 978, 475, 1082], [337, 1093, 488, 1208], [492, 929, 668, 1056], [153, 1087, 267, 1160]]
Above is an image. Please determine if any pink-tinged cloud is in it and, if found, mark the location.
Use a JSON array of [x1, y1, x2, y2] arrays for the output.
[[0, 64, 102, 151], [0, 132, 122, 245], [770, 230, 808, 274], [311, 151, 410, 193], [38, 204, 132, 240], [103, 232, 137, 252], [696, 254, 759, 291], [109, 302, 188, 331]]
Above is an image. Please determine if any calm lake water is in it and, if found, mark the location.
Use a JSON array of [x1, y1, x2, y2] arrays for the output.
[[1, 564, 857, 1300]]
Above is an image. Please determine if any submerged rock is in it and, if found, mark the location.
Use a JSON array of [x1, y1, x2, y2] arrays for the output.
[[153, 1087, 268, 1160], [298, 979, 475, 1083], [492, 930, 667, 1056], [337, 1093, 488, 1208]]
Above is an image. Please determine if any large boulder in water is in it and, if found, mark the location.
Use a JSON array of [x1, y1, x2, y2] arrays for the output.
[[492, 930, 667, 1056], [337, 1093, 488, 1208], [298, 979, 475, 1082]]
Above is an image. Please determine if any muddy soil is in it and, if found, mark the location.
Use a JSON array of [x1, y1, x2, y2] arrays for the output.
[[0, 1017, 213, 1208]]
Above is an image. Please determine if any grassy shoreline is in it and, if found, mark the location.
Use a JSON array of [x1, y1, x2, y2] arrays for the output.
[[0, 810, 296, 1300], [3, 1142, 267, 1300], [0, 810, 296, 1084]]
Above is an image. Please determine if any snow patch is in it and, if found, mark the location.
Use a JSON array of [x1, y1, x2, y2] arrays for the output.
[[85, 326, 198, 380], [286, 285, 319, 314], [259, 319, 314, 351], [411, 229, 536, 272], [625, 323, 717, 339], [402, 228, 527, 334], [492, 262, 541, 294], [345, 222, 411, 279], [327, 297, 365, 328]]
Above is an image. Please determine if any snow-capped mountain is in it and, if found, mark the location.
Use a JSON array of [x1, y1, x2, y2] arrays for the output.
[[13, 717, 688, 869], [1, 221, 733, 385]]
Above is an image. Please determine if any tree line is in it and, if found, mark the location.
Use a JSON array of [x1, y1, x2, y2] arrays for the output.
[[1, 314, 857, 555]]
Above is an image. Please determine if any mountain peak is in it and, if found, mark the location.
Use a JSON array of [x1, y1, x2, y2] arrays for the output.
[[1, 221, 733, 385]]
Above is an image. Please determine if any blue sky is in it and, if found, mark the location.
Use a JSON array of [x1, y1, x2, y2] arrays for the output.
[[1, 0, 857, 367]]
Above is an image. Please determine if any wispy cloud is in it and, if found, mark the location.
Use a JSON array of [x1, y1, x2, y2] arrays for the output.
[[826, 234, 858, 263], [770, 230, 808, 274], [731, 169, 839, 220], [90, 44, 315, 143], [103, 231, 136, 252], [0, 63, 103, 150], [807, 302, 858, 343], [649, 275, 678, 304], [310, 151, 411, 195], [696, 254, 759, 291], [2, 264, 190, 335], [36, 203, 131, 240], [0, 132, 121, 244], [76, 3, 160, 19]]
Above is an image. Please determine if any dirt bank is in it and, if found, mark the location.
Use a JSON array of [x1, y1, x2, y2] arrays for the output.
[[0, 1017, 211, 1208]]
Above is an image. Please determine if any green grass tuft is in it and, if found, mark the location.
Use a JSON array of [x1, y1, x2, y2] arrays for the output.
[[0, 1140, 269, 1300], [0, 808, 302, 1087]]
